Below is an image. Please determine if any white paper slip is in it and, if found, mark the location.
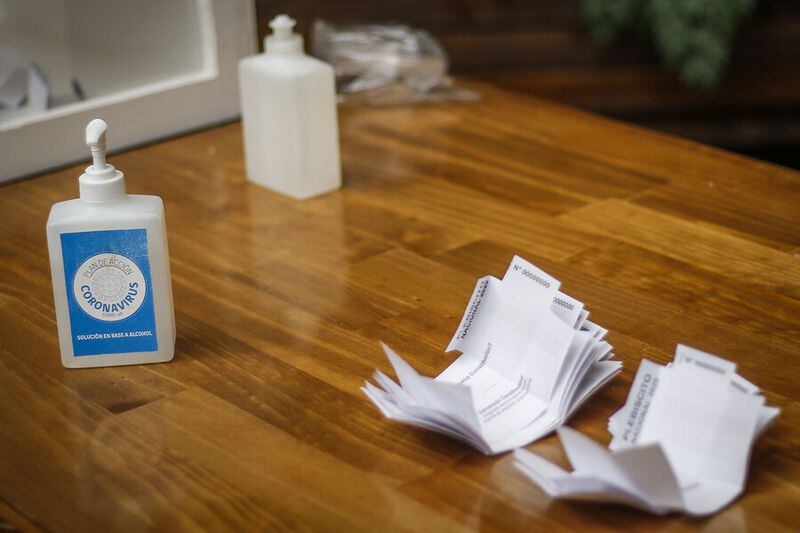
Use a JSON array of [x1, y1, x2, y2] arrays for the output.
[[514, 344, 779, 516], [0, 47, 50, 121], [362, 255, 620, 455]]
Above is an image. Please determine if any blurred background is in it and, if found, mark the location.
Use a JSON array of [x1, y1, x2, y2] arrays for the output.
[[257, 0, 800, 169]]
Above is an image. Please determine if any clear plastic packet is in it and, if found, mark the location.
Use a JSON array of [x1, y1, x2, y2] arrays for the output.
[[311, 19, 478, 105]]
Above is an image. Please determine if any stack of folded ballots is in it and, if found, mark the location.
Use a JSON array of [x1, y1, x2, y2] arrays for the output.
[[362, 256, 621, 455], [514, 345, 780, 516]]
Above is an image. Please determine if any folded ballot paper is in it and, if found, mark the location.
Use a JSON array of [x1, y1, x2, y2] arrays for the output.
[[362, 256, 621, 455], [514, 345, 780, 516]]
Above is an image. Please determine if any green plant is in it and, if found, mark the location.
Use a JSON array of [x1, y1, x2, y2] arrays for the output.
[[581, 0, 756, 89]]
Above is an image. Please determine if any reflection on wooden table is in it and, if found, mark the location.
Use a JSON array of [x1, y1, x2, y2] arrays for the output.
[[1, 81, 798, 531]]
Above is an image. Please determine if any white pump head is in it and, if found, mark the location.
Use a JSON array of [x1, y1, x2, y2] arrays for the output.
[[86, 118, 108, 171], [79, 118, 125, 202], [265, 14, 303, 54]]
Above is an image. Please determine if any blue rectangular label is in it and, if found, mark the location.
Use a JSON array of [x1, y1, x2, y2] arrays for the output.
[[61, 229, 158, 356]]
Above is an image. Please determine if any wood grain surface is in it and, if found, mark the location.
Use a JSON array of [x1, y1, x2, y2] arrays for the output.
[[1, 80, 799, 531]]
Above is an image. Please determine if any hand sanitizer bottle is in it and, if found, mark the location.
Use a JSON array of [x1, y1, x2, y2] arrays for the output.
[[46, 119, 176, 368], [239, 14, 341, 199]]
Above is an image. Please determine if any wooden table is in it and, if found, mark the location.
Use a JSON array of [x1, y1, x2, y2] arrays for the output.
[[1, 81, 799, 531]]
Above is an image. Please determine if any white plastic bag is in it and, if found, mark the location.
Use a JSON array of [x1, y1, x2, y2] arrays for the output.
[[312, 20, 478, 105]]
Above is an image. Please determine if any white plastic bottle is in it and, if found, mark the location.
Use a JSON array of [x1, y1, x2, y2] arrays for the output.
[[46, 119, 176, 368], [239, 14, 341, 199]]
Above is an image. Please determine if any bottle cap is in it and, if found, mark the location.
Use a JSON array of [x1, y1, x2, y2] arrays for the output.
[[265, 14, 303, 55], [79, 118, 126, 202]]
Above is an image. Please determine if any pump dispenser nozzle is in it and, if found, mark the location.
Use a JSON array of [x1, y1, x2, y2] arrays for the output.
[[86, 119, 108, 171], [78, 118, 125, 202]]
